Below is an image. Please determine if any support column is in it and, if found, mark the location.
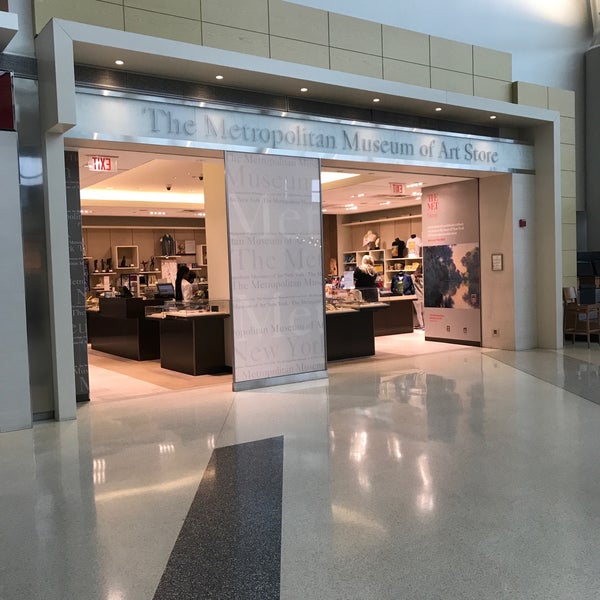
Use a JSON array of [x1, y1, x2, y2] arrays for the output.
[[0, 130, 32, 431], [35, 20, 78, 420]]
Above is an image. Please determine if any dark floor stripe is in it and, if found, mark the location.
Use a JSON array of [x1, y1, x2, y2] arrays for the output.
[[153, 436, 283, 600], [486, 349, 600, 405]]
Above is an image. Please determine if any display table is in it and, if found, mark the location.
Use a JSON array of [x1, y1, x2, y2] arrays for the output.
[[148, 310, 231, 375], [326, 302, 389, 360], [373, 295, 416, 335], [87, 297, 163, 360]]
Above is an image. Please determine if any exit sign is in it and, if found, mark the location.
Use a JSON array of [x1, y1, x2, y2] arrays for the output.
[[88, 156, 117, 172]]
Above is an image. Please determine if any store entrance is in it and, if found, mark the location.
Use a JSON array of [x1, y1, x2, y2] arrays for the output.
[[73, 142, 481, 401]]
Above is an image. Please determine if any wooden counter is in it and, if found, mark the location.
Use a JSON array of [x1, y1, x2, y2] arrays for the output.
[[87, 297, 163, 360], [373, 295, 416, 335], [156, 311, 231, 376], [326, 303, 388, 360]]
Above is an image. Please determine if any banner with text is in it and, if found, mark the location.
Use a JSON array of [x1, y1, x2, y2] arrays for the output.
[[226, 152, 326, 388], [69, 89, 534, 174], [422, 179, 481, 345]]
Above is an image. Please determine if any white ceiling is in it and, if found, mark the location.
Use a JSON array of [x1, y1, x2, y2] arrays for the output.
[[77, 147, 471, 218]]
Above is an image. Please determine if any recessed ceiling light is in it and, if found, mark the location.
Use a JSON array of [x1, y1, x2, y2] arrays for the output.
[[215, 75, 224, 80], [490, 115, 497, 120], [435, 107, 442, 112], [321, 172, 359, 184], [114, 59, 124, 66], [373, 98, 381, 103], [300, 87, 308, 93]]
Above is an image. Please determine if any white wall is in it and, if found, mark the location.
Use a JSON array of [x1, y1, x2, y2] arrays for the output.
[[480, 173, 538, 350]]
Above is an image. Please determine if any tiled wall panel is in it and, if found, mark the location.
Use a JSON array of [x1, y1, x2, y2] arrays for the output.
[[269, 0, 328, 45], [201, 0, 268, 33], [329, 13, 381, 55], [125, 8, 201, 44], [202, 22, 269, 57], [270, 37, 329, 69]]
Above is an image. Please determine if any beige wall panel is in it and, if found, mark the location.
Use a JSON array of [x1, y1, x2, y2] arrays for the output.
[[330, 48, 382, 78], [383, 58, 430, 87], [270, 37, 329, 69], [329, 13, 382, 56], [561, 169, 576, 197], [430, 36, 472, 74], [378, 223, 395, 247], [201, 0, 268, 34], [125, 0, 200, 20], [473, 46, 512, 81], [125, 8, 201, 44], [562, 196, 576, 224], [548, 87, 576, 117], [34, 0, 125, 34], [110, 229, 134, 248], [560, 143, 576, 172], [86, 230, 112, 260], [473, 77, 512, 102], [513, 81, 548, 108], [202, 22, 269, 57], [382, 26, 429, 65], [561, 223, 576, 252], [560, 116, 576, 145], [135, 230, 156, 264], [269, 0, 328, 45], [431, 68, 473, 95]]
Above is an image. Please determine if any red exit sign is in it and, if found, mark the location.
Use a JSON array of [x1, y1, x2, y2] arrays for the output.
[[88, 156, 117, 172]]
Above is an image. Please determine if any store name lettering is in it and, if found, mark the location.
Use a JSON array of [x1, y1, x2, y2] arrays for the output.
[[144, 108, 501, 165]]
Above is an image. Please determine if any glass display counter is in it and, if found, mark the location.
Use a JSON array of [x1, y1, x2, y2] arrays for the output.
[[86, 297, 163, 360], [144, 299, 230, 320], [324, 289, 389, 360], [145, 300, 231, 376]]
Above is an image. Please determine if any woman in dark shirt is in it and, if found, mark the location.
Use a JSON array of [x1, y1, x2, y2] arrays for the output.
[[354, 255, 378, 300]]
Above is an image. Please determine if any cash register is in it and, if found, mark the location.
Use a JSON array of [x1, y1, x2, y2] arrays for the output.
[[155, 282, 175, 299]]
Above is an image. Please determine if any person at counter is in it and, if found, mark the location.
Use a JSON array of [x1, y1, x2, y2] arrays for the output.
[[354, 255, 379, 302], [182, 271, 197, 302], [175, 265, 190, 301]]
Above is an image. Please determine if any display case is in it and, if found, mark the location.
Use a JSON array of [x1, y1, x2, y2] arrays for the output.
[[86, 297, 163, 360], [324, 289, 389, 361], [145, 299, 229, 319], [145, 300, 231, 376]]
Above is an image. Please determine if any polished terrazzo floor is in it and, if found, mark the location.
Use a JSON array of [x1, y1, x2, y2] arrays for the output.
[[2, 333, 600, 599]]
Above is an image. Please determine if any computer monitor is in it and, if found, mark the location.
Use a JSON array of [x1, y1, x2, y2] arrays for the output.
[[155, 283, 175, 298]]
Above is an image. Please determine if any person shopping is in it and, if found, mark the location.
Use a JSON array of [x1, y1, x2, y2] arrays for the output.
[[354, 254, 379, 301], [412, 265, 424, 329]]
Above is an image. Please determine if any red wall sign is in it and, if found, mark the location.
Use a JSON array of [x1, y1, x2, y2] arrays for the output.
[[88, 156, 117, 172]]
